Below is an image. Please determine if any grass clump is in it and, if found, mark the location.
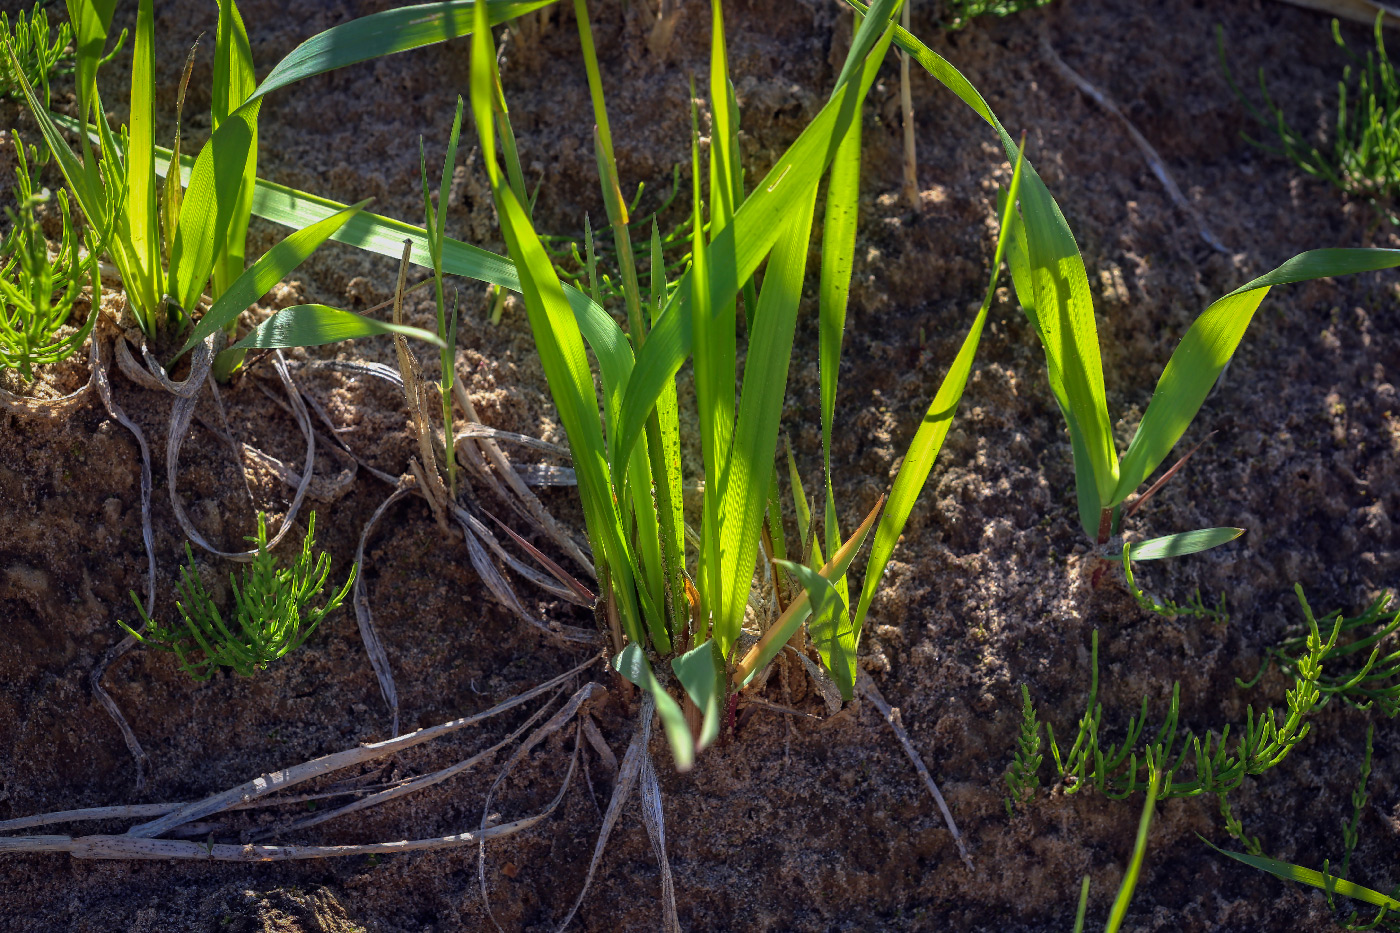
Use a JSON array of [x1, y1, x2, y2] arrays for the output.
[[7, 0, 394, 377], [1221, 12, 1400, 226], [120, 512, 356, 680], [461, 0, 1030, 767], [0, 137, 104, 378]]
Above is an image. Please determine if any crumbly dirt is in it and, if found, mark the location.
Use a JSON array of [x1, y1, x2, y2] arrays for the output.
[[3, 0, 1400, 929]]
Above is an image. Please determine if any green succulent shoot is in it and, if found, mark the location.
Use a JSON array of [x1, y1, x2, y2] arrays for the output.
[[120, 512, 356, 680]]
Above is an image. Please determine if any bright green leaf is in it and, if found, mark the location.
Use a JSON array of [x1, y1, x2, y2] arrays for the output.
[[179, 200, 371, 357], [671, 639, 723, 752], [229, 304, 444, 350], [1125, 528, 1244, 562]]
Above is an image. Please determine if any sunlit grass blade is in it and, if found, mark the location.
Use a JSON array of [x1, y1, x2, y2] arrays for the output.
[[819, 81, 861, 562], [570, 1, 670, 625], [65, 0, 114, 130], [671, 638, 722, 752], [1111, 248, 1400, 504], [230, 304, 444, 350], [178, 200, 370, 356], [785, 435, 813, 549], [136, 137, 649, 450], [1208, 841, 1400, 912], [611, 20, 896, 487], [248, 0, 554, 106], [467, 0, 661, 654], [1124, 528, 1244, 562], [852, 142, 1025, 636], [733, 494, 884, 688], [775, 558, 857, 698], [211, 0, 258, 298], [689, 90, 722, 644], [850, 0, 1117, 535], [168, 97, 263, 318], [122, 0, 161, 313], [837, 0, 903, 93], [649, 220, 688, 638], [1105, 766, 1160, 933], [1072, 875, 1090, 933], [615, 643, 694, 771], [714, 193, 817, 659], [3, 41, 107, 235]]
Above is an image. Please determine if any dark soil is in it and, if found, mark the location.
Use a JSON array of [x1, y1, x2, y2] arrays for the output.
[[3, 0, 1400, 930]]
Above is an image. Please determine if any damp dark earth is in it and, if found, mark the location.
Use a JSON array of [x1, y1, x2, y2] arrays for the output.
[[4, 0, 1400, 930]]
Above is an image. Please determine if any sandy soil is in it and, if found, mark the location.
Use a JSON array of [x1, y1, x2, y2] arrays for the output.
[[3, 0, 1400, 930]]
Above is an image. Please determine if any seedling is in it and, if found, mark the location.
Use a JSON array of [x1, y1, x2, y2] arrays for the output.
[[119, 512, 356, 680], [0, 136, 108, 378], [1210, 738, 1394, 933], [0, 2, 76, 106], [1003, 683, 1042, 815], [1122, 544, 1229, 626], [867, 14, 1400, 574], [1221, 12, 1400, 226], [1015, 605, 1338, 804], [1240, 586, 1400, 715]]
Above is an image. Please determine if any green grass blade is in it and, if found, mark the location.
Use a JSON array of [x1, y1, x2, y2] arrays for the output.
[[819, 92, 861, 563], [1205, 839, 1400, 912], [649, 221, 688, 637], [732, 495, 883, 688], [230, 304, 444, 350], [468, 1, 658, 650], [65, 0, 115, 136], [786, 436, 812, 548], [611, 21, 896, 487], [1105, 768, 1160, 933], [689, 94, 722, 643], [1112, 248, 1400, 504], [713, 192, 818, 660], [177, 200, 370, 356], [775, 558, 857, 699], [212, 0, 256, 129], [615, 643, 694, 771], [135, 132, 644, 442], [169, 97, 264, 318], [708, 0, 738, 230], [852, 144, 1026, 636], [852, 0, 1118, 534], [1072, 876, 1090, 933], [123, 0, 162, 313], [1125, 528, 1244, 562], [249, 0, 554, 105], [671, 638, 722, 752], [4, 45, 108, 232], [835, 0, 902, 93], [212, 0, 258, 297]]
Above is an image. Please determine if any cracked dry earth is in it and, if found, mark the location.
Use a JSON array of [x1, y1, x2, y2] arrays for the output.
[[4, 0, 1400, 930]]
